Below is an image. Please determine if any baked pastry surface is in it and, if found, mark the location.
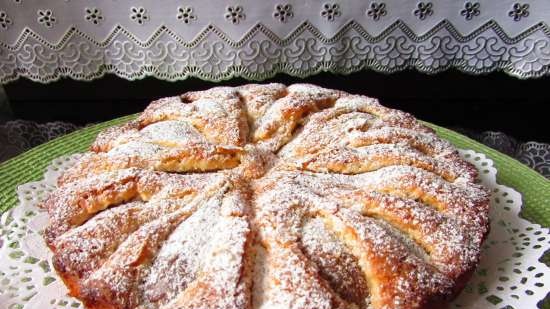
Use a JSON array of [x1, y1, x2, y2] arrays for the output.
[[43, 84, 490, 309]]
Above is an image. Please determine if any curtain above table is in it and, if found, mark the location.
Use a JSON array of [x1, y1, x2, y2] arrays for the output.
[[1, 0, 549, 83]]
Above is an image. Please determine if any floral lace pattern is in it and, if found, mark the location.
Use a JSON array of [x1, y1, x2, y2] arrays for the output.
[[460, 131, 550, 179], [0, 150, 548, 309], [366, 2, 387, 21], [0, 0, 548, 82], [0, 120, 80, 163], [225, 6, 245, 24], [176, 6, 196, 24], [509, 3, 530, 21], [460, 2, 481, 21], [321, 3, 341, 21], [36, 10, 56, 28], [130, 7, 149, 25], [273, 4, 293, 23], [84, 8, 103, 25], [516, 142, 550, 178], [413, 2, 434, 20], [0, 11, 12, 30]]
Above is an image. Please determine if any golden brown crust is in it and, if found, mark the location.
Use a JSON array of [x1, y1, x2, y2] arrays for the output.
[[81, 211, 187, 309], [322, 208, 454, 309], [44, 83, 490, 309], [59, 143, 242, 185], [159, 216, 251, 309]]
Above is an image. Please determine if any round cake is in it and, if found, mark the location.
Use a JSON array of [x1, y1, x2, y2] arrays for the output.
[[41, 83, 490, 309]]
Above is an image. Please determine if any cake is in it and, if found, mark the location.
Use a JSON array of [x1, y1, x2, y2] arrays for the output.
[[41, 83, 490, 309]]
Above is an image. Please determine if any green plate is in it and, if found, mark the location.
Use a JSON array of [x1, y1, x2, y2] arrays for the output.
[[0, 114, 548, 307]]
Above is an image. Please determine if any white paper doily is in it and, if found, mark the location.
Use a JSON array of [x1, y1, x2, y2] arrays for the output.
[[0, 150, 549, 309]]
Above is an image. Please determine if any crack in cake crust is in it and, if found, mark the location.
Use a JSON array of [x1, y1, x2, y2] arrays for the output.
[[43, 83, 490, 309]]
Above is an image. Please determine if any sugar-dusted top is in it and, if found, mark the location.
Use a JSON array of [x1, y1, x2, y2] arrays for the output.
[[44, 83, 490, 309]]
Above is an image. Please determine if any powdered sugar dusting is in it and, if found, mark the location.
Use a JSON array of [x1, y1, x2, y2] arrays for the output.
[[140, 120, 206, 144], [44, 83, 490, 309], [251, 242, 342, 309], [300, 217, 371, 308]]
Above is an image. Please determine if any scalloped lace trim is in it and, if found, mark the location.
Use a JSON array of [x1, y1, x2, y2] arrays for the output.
[[1, 21, 550, 83]]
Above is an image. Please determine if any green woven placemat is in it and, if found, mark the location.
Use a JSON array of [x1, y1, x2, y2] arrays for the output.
[[0, 115, 135, 214]]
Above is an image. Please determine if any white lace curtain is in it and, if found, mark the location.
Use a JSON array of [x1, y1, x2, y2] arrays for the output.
[[1, 0, 549, 83]]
